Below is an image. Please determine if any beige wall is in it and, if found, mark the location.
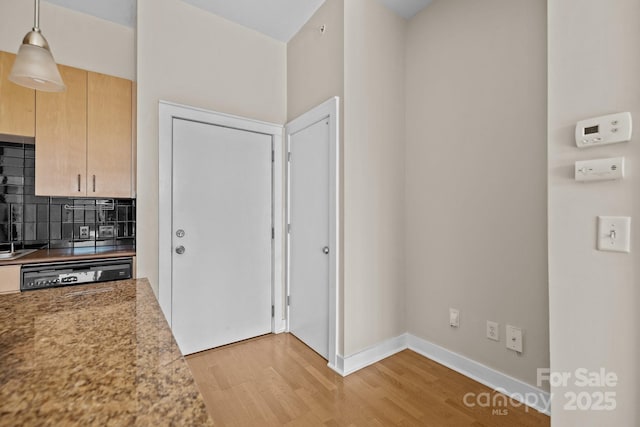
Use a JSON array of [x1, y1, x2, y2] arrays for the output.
[[343, 0, 406, 356], [0, 0, 134, 80], [548, 0, 640, 424], [288, 0, 406, 357], [287, 0, 344, 123], [137, 0, 286, 294], [405, 0, 549, 388], [287, 0, 345, 353]]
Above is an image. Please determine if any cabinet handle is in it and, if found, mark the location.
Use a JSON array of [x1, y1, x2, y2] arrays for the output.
[[77, 174, 81, 192], [93, 175, 96, 193]]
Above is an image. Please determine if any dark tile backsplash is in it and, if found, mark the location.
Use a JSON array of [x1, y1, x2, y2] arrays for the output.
[[0, 141, 135, 250]]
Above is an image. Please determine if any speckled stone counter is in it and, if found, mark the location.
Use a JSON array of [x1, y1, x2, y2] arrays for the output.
[[0, 279, 213, 426]]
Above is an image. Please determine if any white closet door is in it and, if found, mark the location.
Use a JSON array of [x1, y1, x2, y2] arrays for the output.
[[288, 118, 330, 359], [171, 118, 272, 355]]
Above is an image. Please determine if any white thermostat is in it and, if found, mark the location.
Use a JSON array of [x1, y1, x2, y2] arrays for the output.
[[575, 112, 632, 148]]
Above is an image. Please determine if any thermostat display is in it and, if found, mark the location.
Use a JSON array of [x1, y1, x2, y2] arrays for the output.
[[584, 125, 599, 135], [575, 112, 632, 148]]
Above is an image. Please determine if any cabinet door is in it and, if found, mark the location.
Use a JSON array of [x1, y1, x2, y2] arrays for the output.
[[35, 65, 87, 196], [0, 51, 35, 137], [87, 72, 133, 198], [0, 265, 20, 294]]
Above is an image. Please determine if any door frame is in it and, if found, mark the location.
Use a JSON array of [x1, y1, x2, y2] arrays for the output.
[[285, 97, 340, 371], [158, 101, 285, 334]]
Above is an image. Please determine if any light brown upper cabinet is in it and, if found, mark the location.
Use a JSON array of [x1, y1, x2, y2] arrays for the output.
[[36, 67, 134, 198], [87, 72, 132, 198], [0, 51, 35, 138], [36, 65, 87, 196]]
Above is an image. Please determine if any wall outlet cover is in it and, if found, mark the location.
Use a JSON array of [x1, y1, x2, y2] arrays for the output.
[[506, 325, 523, 353], [487, 321, 499, 341], [449, 308, 459, 328]]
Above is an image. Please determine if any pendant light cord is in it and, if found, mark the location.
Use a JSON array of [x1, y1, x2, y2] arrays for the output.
[[34, 0, 40, 31]]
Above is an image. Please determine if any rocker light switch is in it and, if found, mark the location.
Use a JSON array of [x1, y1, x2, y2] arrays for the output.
[[597, 216, 631, 253]]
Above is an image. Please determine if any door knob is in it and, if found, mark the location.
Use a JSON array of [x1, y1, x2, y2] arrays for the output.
[[322, 246, 330, 254], [175, 246, 186, 255]]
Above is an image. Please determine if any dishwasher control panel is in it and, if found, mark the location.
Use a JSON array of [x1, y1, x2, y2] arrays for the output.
[[21, 258, 132, 291]]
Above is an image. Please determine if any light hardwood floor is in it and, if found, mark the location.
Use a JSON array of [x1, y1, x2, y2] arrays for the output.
[[186, 333, 550, 427]]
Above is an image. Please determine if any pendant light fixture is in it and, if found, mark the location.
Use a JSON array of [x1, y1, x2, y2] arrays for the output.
[[9, 0, 65, 92]]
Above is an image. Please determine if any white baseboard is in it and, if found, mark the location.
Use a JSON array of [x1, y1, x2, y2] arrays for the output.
[[329, 333, 550, 415], [407, 334, 551, 415], [336, 333, 408, 376], [327, 358, 342, 375]]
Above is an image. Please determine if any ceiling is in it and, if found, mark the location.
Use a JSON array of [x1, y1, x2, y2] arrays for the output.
[[376, 0, 433, 19], [181, 0, 324, 42], [43, 0, 433, 42], [45, 0, 137, 28]]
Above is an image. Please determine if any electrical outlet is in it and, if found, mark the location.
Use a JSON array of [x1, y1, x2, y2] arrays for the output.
[[98, 225, 115, 238], [506, 325, 523, 353], [449, 308, 459, 328], [487, 321, 499, 341], [79, 226, 90, 239]]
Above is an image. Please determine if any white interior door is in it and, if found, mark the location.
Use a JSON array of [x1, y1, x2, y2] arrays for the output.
[[171, 118, 272, 355], [288, 117, 330, 359]]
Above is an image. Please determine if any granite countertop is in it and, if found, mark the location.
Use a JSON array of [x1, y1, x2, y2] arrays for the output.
[[0, 246, 136, 266], [0, 279, 213, 426]]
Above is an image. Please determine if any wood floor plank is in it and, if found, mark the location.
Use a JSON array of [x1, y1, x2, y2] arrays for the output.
[[186, 333, 550, 427], [305, 365, 339, 392], [238, 381, 283, 426]]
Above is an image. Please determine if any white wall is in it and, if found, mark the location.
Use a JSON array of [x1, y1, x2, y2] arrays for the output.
[[0, 0, 134, 80], [548, 0, 640, 424], [137, 0, 287, 295], [405, 0, 549, 388], [343, 0, 406, 356]]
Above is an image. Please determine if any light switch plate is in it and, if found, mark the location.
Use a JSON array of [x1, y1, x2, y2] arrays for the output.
[[597, 216, 631, 253], [506, 325, 523, 353]]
